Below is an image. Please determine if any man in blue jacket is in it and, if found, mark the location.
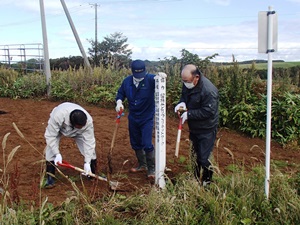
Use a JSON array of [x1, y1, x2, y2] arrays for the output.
[[115, 59, 166, 179], [174, 64, 219, 186]]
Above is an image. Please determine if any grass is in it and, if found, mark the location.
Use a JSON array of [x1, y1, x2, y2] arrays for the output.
[[0, 124, 299, 224]]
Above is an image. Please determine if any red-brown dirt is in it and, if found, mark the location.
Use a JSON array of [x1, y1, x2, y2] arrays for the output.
[[0, 98, 299, 206]]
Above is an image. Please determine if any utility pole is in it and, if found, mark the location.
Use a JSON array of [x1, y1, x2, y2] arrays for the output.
[[39, 0, 51, 96], [90, 3, 100, 67], [60, 0, 92, 71]]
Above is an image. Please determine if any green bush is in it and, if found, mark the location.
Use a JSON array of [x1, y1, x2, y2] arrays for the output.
[[0, 71, 47, 98], [0, 63, 299, 145], [0, 66, 19, 97]]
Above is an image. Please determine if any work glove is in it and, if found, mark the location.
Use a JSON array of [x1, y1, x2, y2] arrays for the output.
[[115, 99, 124, 112], [54, 153, 62, 166], [156, 72, 167, 78], [174, 102, 187, 113], [83, 162, 92, 176], [181, 111, 188, 124]]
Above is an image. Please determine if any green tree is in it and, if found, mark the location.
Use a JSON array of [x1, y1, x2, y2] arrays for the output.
[[50, 56, 84, 70], [159, 49, 218, 77], [180, 49, 218, 70], [88, 32, 132, 68]]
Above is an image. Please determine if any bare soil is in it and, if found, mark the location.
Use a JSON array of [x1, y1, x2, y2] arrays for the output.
[[0, 98, 299, 206]]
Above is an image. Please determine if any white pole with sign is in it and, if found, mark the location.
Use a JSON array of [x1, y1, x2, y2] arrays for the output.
[[258, 6, 278, 199], [154, 75, 166, 189]]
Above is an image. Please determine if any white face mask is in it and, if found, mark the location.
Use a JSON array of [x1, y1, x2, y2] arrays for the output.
[[133, 77, 144, 83], [183, 82, 195, 89]]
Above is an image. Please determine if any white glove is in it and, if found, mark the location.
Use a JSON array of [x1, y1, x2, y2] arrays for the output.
[[174, 102, 187, 113], [156, 72, 167, 78], [181, 111, 188, 124], [115, 99, 124, 112], [54, 153, 62, 166], [83, 162, 91, 176]]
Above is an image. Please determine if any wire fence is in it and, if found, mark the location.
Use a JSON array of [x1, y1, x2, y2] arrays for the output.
[[0, 43, 44, 73]]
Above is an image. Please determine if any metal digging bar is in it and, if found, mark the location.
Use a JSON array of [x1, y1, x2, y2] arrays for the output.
[[57, 160, 122, 191]]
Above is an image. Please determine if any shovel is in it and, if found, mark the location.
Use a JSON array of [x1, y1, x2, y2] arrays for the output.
[[57, 160, 122, 191], [108, 109, 124, 176]]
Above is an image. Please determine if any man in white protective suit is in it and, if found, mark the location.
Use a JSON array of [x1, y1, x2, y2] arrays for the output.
[[44, 102, 97, 188]]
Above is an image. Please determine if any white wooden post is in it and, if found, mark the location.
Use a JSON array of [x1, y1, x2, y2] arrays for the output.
[[154, 75, 166, 188]]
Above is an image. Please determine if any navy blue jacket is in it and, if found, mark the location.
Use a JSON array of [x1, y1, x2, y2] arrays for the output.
[[179, 74, 219, 134], [116, 74, 156, 121]]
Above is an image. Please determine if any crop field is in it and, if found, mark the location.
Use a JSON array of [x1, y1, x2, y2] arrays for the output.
[[237, 61, 300, 70], [1, 97, 299, 205]]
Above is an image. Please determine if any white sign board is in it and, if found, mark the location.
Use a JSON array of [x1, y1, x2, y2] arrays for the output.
[[154, 75, 166, 188], [258, 11, 278, 53]]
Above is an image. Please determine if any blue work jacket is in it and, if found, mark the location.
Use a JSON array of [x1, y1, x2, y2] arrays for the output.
[[116, 74, 156, 121]]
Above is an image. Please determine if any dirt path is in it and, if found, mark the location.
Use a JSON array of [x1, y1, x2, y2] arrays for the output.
[[0, 97, 299, 206]]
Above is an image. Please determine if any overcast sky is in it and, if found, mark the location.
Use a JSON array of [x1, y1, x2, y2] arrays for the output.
[[0, 0, 299, 62]]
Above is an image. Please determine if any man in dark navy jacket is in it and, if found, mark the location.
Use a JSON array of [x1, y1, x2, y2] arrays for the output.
[[115, 59, 166, 179], [175, 64, 219, 186]]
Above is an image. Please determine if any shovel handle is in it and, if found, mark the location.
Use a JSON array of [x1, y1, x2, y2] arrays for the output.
[[58, 160, 107, 182], [57, 161, 121, 190], [116, 109, 124, 124], [110, 109, 124, 149], [175, 111, 183, 157], [58, 161, 75, 169]]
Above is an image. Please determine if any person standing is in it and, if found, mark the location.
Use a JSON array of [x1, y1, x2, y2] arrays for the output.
[[115, 59, 166, 179], [44, 102, 97, 188], [174, 64, 219, 186]]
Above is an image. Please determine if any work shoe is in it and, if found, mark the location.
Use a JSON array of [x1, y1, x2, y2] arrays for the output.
[[130, 150, 147, 173], [88, 159, 98, 180], [44, 161, 56, 188], [44, 175, 55, 189], [130, 165, 147, 173], [201, 166, 213, 187], [202, 180, 211, 187]]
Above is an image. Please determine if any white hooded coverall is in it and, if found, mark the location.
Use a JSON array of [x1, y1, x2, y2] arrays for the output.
[[44, 102, 96, 164]]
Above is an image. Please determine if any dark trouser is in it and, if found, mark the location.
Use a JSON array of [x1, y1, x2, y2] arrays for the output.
[[46, 161, 56, 186], [91, 159, 97, 174], [128, 115, 154, 151], [189, 128, 217, 183], [128, 115, 155, 176]]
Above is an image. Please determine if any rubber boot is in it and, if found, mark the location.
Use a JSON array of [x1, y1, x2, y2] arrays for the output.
[[130, 150, 147, 173], [146, 150, 155, 179], [193, 162, 201, 183], [45, 161, 56, 188], [91, 159, 97, 174], [202, 166, 213, 187], [87, 159, 97, 180]]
